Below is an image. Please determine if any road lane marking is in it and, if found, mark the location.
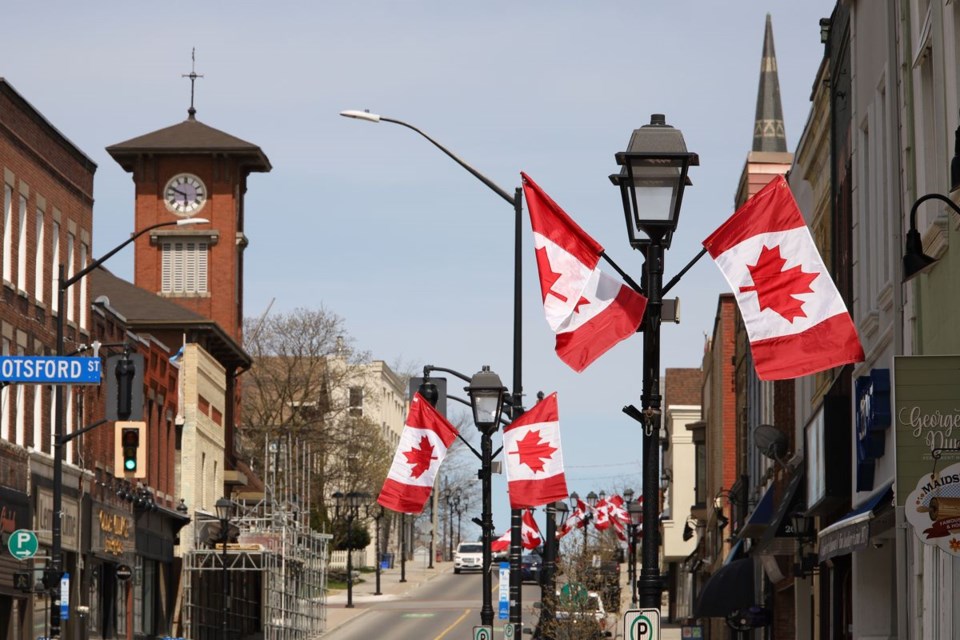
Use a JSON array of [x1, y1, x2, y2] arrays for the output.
[[434, 609, 471, 640]]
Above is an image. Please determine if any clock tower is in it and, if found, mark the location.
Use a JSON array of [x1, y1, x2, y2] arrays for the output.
[[106, 107, 271, 344]]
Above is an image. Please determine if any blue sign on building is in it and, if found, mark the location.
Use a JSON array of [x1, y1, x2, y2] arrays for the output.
[[0, 356, 101, 384]]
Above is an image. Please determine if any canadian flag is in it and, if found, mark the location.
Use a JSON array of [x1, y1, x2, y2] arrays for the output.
[[557, 498, 588, 539], [522, 173, 648, 372], [377, 394, 459, 514], [492, 510, 545, 552], [503, 393, 568, 509], [521, 509, 544, 550], [491, 529, 512, 553], [703, 176, 865, 380], [605, 495, 629, 542], [593, 497, 611, 531]]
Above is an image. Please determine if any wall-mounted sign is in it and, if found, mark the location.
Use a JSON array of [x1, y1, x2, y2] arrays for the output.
[[904, 460, 960, 555], [36, 488, 79, 551], [895, 355, 960, 555], [855, 369, 891, 491]]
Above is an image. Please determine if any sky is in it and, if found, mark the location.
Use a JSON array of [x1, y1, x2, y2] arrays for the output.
[[2, 1, 835, 539]]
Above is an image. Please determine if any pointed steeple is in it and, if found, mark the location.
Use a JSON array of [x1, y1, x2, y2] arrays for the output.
[[753, 14, 787, 152]]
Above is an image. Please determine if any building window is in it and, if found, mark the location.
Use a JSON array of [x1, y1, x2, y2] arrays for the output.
[[2, 183, 11, 282], [17, 194, 27, 292], [160, 238, 208, 294], [79, 242, 89, 330], [349, 386, 363, 417], [51, 220, 60, 313], [66, 233, 75, 323], [34, 209, 44, 303]]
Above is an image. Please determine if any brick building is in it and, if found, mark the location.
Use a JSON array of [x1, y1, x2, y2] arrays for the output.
[[0, 77, 97, 640]]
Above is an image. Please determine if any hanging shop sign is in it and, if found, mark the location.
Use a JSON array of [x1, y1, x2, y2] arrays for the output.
[[895, 355, 960, 555]]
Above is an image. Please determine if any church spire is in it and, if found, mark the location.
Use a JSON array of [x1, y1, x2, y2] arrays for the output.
[[753, 14, 787, 152]]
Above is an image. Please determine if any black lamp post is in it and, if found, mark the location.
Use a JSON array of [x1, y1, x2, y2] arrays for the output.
[[47, 216, 207, 638], [622, 488, 635, 602], [333, 491, 368, 608], [447, 489, 462, 561], [627, 496, 644, 607], [540, 500, 568, 640], [399, 513, 407, 583], [341, 110, 528, 625], [365, 502, 385, 596], [215, 497, 235, 640], [584, 491, 599, 554], [465, 365, 507, 627], [610, 113, 698, 610]]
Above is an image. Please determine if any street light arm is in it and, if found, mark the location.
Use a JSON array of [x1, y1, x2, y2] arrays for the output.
[[340, 110, 515, 206], [63, 218, 208, 289], [661, 246, 708, 296], [910, 193, 960, 229]]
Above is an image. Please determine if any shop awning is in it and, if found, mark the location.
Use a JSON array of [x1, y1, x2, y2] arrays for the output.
[[818, 482, 893, 561], [693, 556, 755, 618], [740, 483, 775, 538]]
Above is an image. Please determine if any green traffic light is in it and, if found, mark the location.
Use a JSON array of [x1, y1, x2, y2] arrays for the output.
[[124, 458, 137, 471]]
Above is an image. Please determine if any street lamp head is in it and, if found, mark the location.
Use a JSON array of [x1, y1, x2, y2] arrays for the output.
[[346, 491, 369, 510], [553, 501, 569, 526], [465, 366, 506, 434], [586, 491, 598, 508], [214, 497, 235, 523], [340, 109, 382, 123], [623, 488, 635, 504], [902, 227, 938, 282], [628, 500, 644, 527], [609, 113, 698, 250], [568, 491, 580, 509], [177, 217, 209, 226]]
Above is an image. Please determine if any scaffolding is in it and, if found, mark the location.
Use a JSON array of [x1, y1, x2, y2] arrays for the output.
[[182, 437, 331, 640]]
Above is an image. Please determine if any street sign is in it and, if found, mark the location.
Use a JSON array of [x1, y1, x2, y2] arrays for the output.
[[6, 529, 38, 560], [0, 356, 100, 384], [60, 573, 70, 620], [503, 622, 515, 639], [116, 564, 133, 581], [624, 608, 661, 640], [472, 626, 493, 640], [498, 561, 509, 620]]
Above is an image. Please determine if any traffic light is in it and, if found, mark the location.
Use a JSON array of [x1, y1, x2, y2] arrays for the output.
[[105, 353, 144, 421], [115, 355, 135, 420], [13, 571, 32, 593], [408, 376, 447, 417], [114, 421, 146, 478]]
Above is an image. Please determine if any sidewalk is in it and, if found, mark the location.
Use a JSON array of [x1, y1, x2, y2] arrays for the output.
[[324, 558, 448, 633]]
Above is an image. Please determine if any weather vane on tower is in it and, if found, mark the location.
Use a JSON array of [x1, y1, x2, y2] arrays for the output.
[[182, 47, 204, 120]]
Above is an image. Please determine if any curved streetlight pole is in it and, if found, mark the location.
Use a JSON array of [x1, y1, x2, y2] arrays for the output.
[[49, 216, 208, 638], [341, 109, 526, 625]]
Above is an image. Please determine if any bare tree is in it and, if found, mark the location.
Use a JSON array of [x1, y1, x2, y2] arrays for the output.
[[240, 307, 387, 530]]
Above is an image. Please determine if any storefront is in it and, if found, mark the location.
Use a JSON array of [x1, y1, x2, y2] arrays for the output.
[[134, 505, 189, 639], [86, 498, 135, 640], [34, 479, 82, 640], [0, 483, 32, 640]]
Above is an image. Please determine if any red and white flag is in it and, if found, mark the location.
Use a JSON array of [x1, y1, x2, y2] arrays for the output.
[[503, 392, 569, 509], [377, 393, 459, 514], [492, 510, 545, 552], [593, 497, 612, 531], [522, 173, 648, 373], [703, 176, 865, 380], [491, 529, 512, 553], [521, 509, 544, 550], [606, 495, 629, 542], [557, 498, 588, 539]]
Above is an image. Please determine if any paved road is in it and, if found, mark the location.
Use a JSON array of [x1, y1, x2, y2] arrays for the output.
[[324, 568, 542, 639]]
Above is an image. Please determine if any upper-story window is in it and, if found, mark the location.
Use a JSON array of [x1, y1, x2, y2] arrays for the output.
[[160, 238, 208, 294]]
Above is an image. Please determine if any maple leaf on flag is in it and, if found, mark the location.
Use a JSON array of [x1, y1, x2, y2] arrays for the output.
[[402, 436, 437, 479], [739, 244, 819, 322], [510, 429, 557, 473]]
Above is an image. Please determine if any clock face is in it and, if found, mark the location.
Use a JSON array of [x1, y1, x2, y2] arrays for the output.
[[164, 173, 207, 215]]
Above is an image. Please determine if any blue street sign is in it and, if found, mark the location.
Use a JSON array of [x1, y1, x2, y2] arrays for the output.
[[0, 356, 100, 384], [498, 561, 509, 620]]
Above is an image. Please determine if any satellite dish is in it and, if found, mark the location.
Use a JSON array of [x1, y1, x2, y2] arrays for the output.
[[753, 424, 789, 461]]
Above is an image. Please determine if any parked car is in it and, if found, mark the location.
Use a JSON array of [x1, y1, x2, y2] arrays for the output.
[[453, 542, 484, 574], [521, 553, 543, 583], [547, 589, 613, 639]]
